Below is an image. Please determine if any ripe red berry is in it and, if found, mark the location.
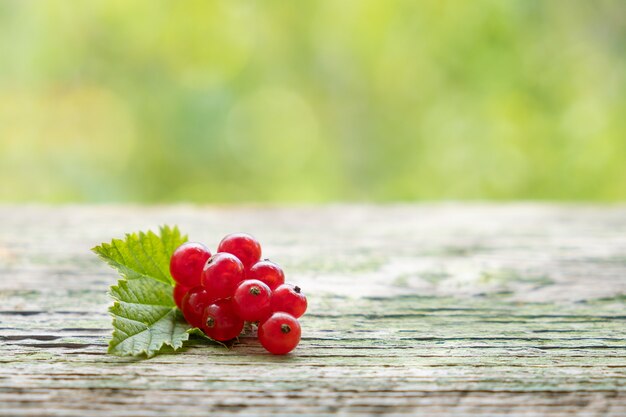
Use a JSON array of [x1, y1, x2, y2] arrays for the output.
[[181, 286, 218, 328], [201, 252, 245, 299], [217, 233, 262, 270], [271, 284, 307, 318], [173, 284, 190, 309], [233, 279, 272, 322], [201, 299, 244, 341], [170, 242, 212, 287], [258, 312, 301, 355], [247, 259, 285, 290]]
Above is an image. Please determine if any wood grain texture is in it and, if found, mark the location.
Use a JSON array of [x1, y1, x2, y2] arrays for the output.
[[0, 204, 625, 416]]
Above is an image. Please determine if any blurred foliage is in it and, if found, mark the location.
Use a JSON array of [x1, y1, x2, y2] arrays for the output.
[[0, 0, 625, 202]]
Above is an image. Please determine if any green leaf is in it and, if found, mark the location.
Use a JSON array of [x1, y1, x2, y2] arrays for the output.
[[93, 226, 190, 358], [93, 225, 186, 285], [108, 277, 190, 357]]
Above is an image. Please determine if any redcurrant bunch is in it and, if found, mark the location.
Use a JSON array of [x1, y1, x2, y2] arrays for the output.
[[170, 233, 307, 354]]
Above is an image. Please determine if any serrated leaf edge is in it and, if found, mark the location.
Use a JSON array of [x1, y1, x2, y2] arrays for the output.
[[91, 225, 188, 286], [108, 296, 190, 358], [93, 225, 190, 358]]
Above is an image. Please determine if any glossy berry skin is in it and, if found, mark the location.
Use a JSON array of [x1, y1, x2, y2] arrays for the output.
[[181, 286, 218, 328], [170, 242, 212, 287], [201, 252, 245, 298], [233, 279, 272, 322], [217, 233, 262, 270], [271, 284, 307, 318], [173, 284, 190, 309], [258, 312, 301, 355], [247, 259, 285, 290], [201, 299, 244, 341]]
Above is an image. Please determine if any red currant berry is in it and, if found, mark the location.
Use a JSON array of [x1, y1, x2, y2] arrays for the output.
[[271, 284, 307, 318], [170, 242, 212, 287], [217, 233, 261, 270], [233, 279, 272, 322], [201, 253, 245, 299], [201, 299, 244, 341], [247, 259, 285, 290], [258, 312, 301, 355], [181, 286, 218, 328], [173, 284, 190, 309]]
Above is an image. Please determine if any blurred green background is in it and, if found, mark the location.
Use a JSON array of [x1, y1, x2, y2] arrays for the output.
[[1, 0, 625, 203]]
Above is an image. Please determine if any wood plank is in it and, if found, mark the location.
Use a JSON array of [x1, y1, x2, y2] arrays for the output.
[[0, 204, 625, 416]]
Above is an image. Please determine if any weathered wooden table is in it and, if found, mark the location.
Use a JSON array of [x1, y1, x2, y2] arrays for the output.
[[1, 205, 625, 416]]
